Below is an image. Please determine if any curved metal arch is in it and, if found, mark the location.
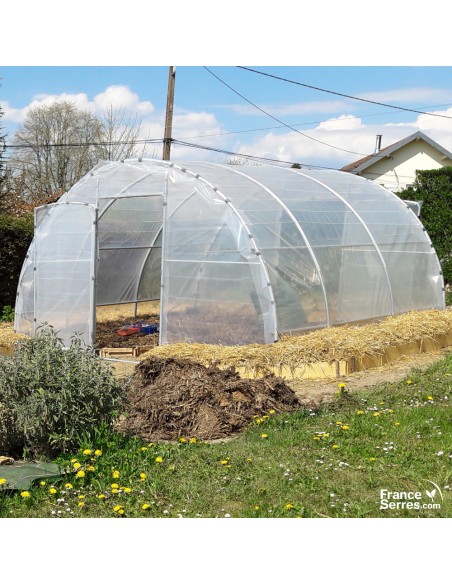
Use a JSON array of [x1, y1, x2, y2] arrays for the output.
[[292, 169, 395, 315], [164, 162, 279, 343], [209, 163, 331, 327]]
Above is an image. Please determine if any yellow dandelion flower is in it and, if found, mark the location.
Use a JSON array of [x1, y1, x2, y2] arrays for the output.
[[78, 494, 85, 499], [369, 457, 376, 462], [189, 438, 197, 443], [427, 396, 433, 401], [313, 436, 320, 441], [285, 503, 294, 510], [124, 487, 132, 493], [356, 411, 364, 415], [87, 466, 95, 472], [155, 456, 163, 463], [179, 437, 187, 443], [373, 412, 380, 417], [112, 489, 119, 494], [94, 449, 102, 456], [20, 491, 31, 498], [65, 483, 73, 489], [261, 434, 268, 439], [336, 421, 343, 426], [220, 459, 229, 465], [111, 483, 119, 489], [73, 462, 81, 470], [148, 442, 154, 447], [341, 425, 350, 430], [394, 422, 401, 426], [97, 494, 106, 499], [269, 409, 275, 414], [406, 379, 413, 385], [112, 470, 120, 479], [49, 487, 57, 494], [78, 502, 85, 507], [142, 503, 151, 510], [332, 444, 339, 449], [139, 472, 147, 480], [83, 449, 92, 456], [114, 505, 124, 514], [140, 447, 148, 452], [76, 470, 85, 478], [0, 478, 7, 485], [39, 481, 46, 486], [70, 458, 77, 463], [379, 401, 385, 405], [254, 505, 260, 511]]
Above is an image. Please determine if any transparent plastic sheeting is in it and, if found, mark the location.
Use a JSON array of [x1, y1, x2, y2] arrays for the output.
[[15, 203, 97, 346], [14, 159, 445, 347]]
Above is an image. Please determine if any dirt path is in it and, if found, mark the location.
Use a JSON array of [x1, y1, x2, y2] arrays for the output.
[[288, 348, 452, 407]]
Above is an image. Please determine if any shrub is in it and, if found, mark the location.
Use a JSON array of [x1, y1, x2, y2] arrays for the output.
[[0, 305, 14, 322], [0, 326, 125, 459]]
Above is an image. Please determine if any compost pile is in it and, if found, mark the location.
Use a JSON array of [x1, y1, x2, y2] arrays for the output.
[[116, 356, 301, 441]]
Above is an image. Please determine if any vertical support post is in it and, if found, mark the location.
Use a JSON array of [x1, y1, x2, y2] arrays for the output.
[[163, 66, 176, 161]]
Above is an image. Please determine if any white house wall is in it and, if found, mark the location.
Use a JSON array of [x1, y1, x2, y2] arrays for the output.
[[360, 140, 452, 192]]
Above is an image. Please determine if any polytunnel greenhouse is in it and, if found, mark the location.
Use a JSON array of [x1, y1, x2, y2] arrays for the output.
[[14, 158, 445, 347]]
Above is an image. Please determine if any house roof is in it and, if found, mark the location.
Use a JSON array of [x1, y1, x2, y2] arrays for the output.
[[341, 131, 452, 174]]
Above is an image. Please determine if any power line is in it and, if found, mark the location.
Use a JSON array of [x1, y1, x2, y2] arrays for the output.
[[3, 138, 163, 149], [237, 66, 452, 120], [203, 67, 389, 158], [176, 101, 452, 141]]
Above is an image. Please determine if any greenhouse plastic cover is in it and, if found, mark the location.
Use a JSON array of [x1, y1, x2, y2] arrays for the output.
[[14, 159, 445, 347]]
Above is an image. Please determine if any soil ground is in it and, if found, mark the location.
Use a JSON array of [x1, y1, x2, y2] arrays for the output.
[[288, 347, 452, 407]]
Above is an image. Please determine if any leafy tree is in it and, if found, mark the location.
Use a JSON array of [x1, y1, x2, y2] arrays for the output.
[[398, 167, 452, 284]]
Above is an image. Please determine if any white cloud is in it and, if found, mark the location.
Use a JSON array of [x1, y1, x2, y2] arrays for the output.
[[1, 85, 155, 125], [93, 85, 154, 115], [317, 115, 364, 131]]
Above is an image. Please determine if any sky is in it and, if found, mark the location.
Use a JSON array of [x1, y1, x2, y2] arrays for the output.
[[2, 65, 452, 170]]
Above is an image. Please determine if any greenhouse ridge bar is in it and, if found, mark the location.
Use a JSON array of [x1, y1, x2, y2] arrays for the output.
[[14, 159, 445, 347]]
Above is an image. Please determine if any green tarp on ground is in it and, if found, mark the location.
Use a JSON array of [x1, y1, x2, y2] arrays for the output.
[[0, 462, 64, 491]]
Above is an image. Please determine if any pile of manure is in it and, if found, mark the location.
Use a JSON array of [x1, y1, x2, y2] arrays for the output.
[[115, 356, 301, 442]]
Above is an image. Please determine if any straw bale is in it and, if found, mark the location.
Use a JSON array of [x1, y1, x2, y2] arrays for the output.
[[0, 323, 26, 349], [142, 309, 452, 376]]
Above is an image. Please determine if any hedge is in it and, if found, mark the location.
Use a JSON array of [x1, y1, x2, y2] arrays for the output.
[[0, 213, 34, 310], [398, 167, 452, 284]]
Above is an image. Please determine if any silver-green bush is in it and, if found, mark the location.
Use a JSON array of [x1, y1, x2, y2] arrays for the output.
[[0, 326, 125, 458]]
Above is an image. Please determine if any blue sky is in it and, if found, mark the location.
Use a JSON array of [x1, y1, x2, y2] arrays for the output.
[[2, 65, 452, 169]]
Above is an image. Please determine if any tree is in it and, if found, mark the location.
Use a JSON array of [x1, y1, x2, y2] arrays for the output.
[[397, 167, 452, 284], [8, 101, 141, 200], [93, 105, 141, 162]]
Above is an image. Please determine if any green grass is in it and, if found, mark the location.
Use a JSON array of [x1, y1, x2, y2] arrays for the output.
[[1, 354, 451, 519]]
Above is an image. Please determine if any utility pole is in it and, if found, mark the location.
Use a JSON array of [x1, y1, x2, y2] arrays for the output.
[[163, 66, 176, 161]]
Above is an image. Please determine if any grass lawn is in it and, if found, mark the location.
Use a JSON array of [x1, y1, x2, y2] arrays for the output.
[[1, 352, 451, 519]]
